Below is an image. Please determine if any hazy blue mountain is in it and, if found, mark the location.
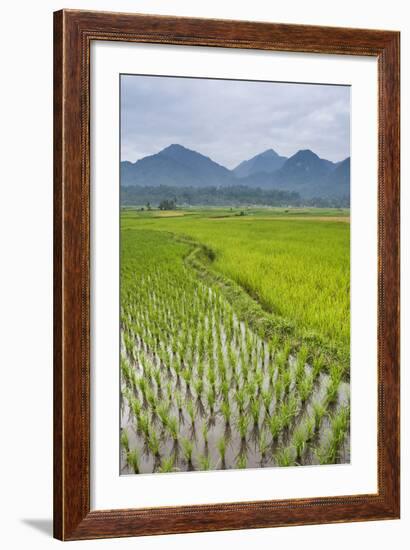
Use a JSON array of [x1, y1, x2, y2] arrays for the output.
[[120, 152, 194, 187], [274, 149, 334, 184], [160, 144, 232, 183], [121, 144, 231, 187], [120, 144, 350, 201], [319, 157, 350, 200], [233, 149, 288, 178], [330, 157, 350, 187], [266, 149, 350, 198]]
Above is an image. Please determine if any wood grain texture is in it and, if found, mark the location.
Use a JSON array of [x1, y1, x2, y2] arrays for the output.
[[53, 10, 63, 541], [53, 9, 400, 541]]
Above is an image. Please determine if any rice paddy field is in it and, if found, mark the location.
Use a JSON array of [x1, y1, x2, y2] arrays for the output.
[[120, 207, 350, 474]]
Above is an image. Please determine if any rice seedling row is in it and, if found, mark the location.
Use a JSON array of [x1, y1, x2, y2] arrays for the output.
[[120, 230, 350, 474]]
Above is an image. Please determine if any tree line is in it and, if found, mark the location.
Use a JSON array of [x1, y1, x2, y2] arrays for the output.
[[121, 184, 349, 209]]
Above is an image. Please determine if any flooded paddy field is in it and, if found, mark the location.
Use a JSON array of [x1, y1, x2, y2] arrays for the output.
[[120, 215, 350, 475]]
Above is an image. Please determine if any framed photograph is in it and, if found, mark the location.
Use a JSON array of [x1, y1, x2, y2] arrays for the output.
[[54, 9, 400, 540]]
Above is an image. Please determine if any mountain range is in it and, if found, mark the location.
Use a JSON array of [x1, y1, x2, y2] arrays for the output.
[[121, 144, 350, 200]]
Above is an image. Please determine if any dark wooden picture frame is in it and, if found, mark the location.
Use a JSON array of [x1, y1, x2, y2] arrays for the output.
[[54, 9, 400, 541]]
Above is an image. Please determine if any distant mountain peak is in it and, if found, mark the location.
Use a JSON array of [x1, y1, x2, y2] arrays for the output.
[[233, 148, 288, 178], [271, 148, 339, 194], [160, 143, 224, 167], [162, 143, 190, 153], [260, 148, 281, 157], [283, 150, 334, 172], [292, 149, 319, 160], [121, 143, 231, 188], [161, 143, 209, 156]]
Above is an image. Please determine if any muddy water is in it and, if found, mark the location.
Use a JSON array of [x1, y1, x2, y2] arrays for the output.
[[120, 297, 350, 474]]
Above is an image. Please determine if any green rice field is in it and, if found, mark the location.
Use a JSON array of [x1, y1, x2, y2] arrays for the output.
[[120, 207, 350, 474]]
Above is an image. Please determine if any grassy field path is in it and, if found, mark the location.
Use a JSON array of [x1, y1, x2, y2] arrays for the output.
[[122, 209, 350, 362]]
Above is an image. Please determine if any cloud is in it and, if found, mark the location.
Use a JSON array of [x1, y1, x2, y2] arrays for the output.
[[121, 74, 350, 167]]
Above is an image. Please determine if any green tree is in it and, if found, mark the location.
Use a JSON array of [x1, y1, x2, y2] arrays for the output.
[[158, 199, 177, 210]]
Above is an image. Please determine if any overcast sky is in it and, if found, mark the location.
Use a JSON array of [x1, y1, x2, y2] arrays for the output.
[[121, 74, 350, 168]]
